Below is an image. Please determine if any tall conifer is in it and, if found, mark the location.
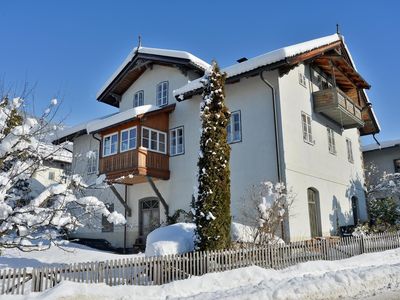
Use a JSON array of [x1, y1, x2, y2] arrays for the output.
[[194, 61, 231, 250]]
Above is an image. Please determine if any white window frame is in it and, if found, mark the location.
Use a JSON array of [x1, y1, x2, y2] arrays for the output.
[[134, 90, 144, 107], [102, 132, 119, 157], [48, 171, 55, 180], [156, 81, 169, 106], [227, 110, 242, 144], [141, 126, 167, 154], [120, 126, 137, 152], [327, 127, 336, 155], [298, 71, 307, 88], [346, 138, 354, 163], [87, 150, 98, 175], [170, 126, 184, 156], [301, 112, 314, 145]]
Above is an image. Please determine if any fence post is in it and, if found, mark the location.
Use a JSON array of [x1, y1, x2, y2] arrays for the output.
[[359, 236, 365, 254]]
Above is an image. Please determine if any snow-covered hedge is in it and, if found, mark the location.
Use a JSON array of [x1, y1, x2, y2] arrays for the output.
[[145, 223, 196, 257], [145, 222, 284, 257]]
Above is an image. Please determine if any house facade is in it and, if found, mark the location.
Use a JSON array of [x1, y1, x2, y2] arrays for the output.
[[54, 33, 380, 249], [362, 140, 400, 201]]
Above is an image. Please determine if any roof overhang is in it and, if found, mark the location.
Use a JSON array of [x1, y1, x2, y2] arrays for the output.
[[97, 52, 206, 107]]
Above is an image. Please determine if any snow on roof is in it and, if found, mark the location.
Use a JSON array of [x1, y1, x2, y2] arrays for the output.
[[53, 105, 164, 142], [174, 34, 341, 97], [362, 139, 400, 152], [86, 105, 158, 133], [53, 113, 116, 142], [97, 46, 210, 99], [38, 144, 72, 163]]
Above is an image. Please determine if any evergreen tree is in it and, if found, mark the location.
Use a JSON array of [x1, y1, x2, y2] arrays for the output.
[[194, 61, 231, 250]]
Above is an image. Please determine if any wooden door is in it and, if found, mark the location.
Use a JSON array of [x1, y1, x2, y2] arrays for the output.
[[139, 198, 160, 237], [308, 188, 322, 238]]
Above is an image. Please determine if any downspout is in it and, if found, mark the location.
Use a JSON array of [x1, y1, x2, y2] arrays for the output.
[[260, 71, 286, 242], [260, 71, 282, 182], [124, 185, 128, 254]]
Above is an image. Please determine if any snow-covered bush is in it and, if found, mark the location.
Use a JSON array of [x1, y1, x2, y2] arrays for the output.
[[231, 222, 284, 245], [239, 181, 293, 245], [0, 96, 125, 251], [145, 223, 196, 257]]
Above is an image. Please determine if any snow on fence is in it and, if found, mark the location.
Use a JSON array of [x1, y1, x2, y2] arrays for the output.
[[1, 231, 400, 295]]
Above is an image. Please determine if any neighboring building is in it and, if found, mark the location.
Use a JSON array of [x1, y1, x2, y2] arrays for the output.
[[30, 144, 72, 196], [53, 33, 380, 249], [362, 139, 400, 186]]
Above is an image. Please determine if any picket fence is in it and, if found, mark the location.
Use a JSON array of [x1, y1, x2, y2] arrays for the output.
[[1, 231, 400, 295]]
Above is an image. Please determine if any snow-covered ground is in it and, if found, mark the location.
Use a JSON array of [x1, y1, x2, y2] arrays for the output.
[[0, 242, 143, 269], [3, 247, 400, 299]]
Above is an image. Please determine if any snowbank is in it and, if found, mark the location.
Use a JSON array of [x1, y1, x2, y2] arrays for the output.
[[145, 223, 195, 257], [8, 248, 400, 299], [0, 242, 143, 270]]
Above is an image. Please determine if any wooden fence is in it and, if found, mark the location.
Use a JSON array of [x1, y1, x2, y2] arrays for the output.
[[1, 231, 400, 295]]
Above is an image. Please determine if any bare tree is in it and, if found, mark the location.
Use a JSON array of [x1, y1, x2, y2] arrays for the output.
[[237, 181, 294, 245]]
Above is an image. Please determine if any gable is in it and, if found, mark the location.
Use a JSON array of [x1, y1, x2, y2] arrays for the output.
[[97, 48, 209, 107]]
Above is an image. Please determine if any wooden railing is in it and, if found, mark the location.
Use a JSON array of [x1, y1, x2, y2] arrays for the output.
[[99, 148, 169, 180], [313, 87, 364, 128]]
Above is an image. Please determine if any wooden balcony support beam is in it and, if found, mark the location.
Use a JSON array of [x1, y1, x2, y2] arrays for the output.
[[108, 184, 132, 217], [146, 176, 169, 218]]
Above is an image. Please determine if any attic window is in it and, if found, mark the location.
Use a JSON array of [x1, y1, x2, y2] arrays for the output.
[[156, 81, 169, 106], [299, 72, 307, 88], [134, 90, 144, 107], [237, 57, 248, 63]]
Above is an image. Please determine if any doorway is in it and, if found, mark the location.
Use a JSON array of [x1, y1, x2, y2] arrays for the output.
[[307, 188, 322, 238], [139, 197, 160, 238]]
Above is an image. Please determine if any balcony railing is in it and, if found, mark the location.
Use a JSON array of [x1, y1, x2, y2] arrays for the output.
[[313, 87, 364, 129], [99, 148, 169, 183]]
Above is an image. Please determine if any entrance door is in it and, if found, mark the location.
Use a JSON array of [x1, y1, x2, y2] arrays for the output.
[[351, 196, 359, 225], [139, 198, 160, 237], [308, 188, 322, 238]]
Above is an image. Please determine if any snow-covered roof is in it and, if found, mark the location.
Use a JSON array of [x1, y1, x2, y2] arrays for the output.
[[97, 46, 210, 99], [174, 34, 341, 98], [86, 105, 159, 133], [38, 144, 72, 163], [53, 105, 167, 143], [362, 139, 400, 152]]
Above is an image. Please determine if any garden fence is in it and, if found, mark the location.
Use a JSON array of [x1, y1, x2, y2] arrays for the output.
[[1, 230, 400, 295]]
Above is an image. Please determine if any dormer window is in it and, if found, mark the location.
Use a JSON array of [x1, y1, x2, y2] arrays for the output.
[[134, 90, 144, 107], [156, 81, 169, 106]]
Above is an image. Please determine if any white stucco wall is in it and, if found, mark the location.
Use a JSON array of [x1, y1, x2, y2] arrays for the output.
[[278, 63, 367, 240], [363, 147, 400, 177]]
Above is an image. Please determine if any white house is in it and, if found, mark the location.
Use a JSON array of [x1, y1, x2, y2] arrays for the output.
[[30, 144, 72, 197], [53, 33, 380, 250]]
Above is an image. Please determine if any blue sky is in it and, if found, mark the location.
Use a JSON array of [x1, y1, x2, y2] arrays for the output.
[[0, 0, 398, 145]]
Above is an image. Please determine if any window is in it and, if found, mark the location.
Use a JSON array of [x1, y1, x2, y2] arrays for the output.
[[103, 133, 118, 157], [227, 111, 242, 143], [102, 203, 114, 232], [120, 126, 137, 152], [170, 126, 184, 156], [87, 150, 98, 175], [141, 127, 167, 154], [327, 127, 336, 154], [394, 159, 400, 173], [301, 112, 314, 144], [48, 171, 55, 180], [346, 138, 354, 163], [134, 90, 144, 107], [156, 81, 168, 106], [298, 72, 307, 88]]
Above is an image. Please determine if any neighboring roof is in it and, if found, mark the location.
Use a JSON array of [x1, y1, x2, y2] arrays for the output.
[[362, 139, 400, 152], [52, 105, 175, 144], [97, 46, 210, 105], [174, 34, 341, 98], [38, 144, 72, 164]]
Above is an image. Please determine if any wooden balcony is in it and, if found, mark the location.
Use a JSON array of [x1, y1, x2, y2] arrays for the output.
[[313, 87, 364, 129], [99, 148, 169, 184]]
